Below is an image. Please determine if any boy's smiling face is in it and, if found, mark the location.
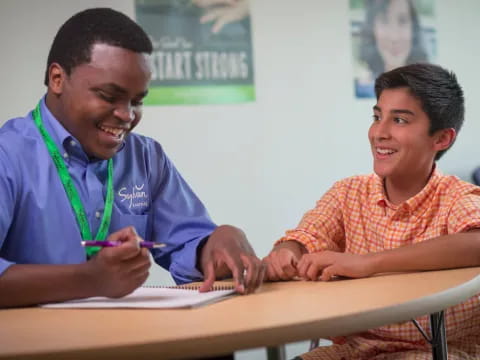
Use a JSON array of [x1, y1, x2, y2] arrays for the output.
[[368, 87, 453, 184]]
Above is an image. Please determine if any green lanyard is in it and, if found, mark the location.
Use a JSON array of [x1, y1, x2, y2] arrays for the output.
[[32, 102, 114, 257]]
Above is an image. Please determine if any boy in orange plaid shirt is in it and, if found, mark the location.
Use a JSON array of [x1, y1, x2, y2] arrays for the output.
[[264, 63, 480, 359]]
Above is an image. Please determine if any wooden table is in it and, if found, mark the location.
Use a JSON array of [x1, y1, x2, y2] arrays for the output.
[[1, 267, 479, 360]]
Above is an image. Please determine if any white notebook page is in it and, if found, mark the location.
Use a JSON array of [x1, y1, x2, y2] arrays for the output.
[[41, 287, 236, 309]]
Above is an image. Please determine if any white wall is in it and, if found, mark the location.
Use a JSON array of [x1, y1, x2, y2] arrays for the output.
[[1, 1, 480, 357], [2, 0, 480, 270]]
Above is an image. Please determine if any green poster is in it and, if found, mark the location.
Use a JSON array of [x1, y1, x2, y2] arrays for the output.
[[135, 0, 255, 105]]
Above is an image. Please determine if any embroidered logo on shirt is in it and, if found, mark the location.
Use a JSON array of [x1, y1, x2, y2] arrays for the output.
[[118, 184, 149, 209]]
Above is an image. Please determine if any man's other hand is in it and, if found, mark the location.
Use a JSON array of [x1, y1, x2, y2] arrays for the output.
[[199, 225, 264, 294]]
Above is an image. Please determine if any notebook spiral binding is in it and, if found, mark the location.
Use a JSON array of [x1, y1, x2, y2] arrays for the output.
[[143, 282, 234, 291]]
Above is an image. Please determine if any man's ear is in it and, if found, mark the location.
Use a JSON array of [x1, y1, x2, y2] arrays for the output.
[[47, 63, 66, 95], [433, 128, 456, 152]]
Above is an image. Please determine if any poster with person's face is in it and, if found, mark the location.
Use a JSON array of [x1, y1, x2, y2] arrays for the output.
[[350, 0, 436, 98], [136, 0, 255, 105]]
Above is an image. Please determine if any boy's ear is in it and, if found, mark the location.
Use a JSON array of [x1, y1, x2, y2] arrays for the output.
[[433, 128, 456, 152], [47, 63, 67, 95]]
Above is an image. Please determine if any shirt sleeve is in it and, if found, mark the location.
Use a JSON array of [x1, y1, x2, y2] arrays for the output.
[[146, 141, 216, 284], [0, 145, 17, 275], [276, 181, 346, 253], [447, 192, 480, 233]]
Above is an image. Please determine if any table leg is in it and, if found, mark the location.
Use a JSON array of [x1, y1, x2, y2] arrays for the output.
[[430, 311, 448, 360], [309, 339, 320, 351], [266, 345, 286, 360]]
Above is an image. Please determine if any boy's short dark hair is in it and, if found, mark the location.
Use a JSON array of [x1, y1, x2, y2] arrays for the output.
[[374, 63, 464, 160], [44, 8, 153, 86]]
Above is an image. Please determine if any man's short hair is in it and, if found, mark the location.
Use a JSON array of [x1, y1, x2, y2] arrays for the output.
[[374, 63, 464, 160], [44, 7, 152, 85]]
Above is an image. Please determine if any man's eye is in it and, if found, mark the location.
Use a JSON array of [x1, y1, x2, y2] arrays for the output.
[[132, 99, 144, 107], [372, 114, 380, 122], [97, 91, 116, 103]]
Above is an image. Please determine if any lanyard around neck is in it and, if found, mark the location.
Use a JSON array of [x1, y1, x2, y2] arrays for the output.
[[32, 102, 114, 257]]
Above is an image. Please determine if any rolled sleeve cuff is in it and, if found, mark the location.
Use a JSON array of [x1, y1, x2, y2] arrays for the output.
[[275, 230, 332, 253], [169, 236, 207, 284], [0, 258, 15, 276]]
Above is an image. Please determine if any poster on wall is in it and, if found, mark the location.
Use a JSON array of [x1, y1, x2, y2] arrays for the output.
[[135, 0, 255, 105], [350, 0, 436, 98]]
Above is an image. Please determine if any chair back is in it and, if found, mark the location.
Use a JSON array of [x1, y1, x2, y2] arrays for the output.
[[473, 167, 480, 186]]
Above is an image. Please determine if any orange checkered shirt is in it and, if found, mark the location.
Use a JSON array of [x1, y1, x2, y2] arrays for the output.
[[278, 168, 480, 360]]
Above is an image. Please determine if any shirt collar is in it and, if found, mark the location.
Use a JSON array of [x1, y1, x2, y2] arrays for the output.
[[39, 96, 126, 163], [39, 97, 75, 153], [372, 165, 441, 215], [404, 165, 441, 214], [371, 173, 386, 207]]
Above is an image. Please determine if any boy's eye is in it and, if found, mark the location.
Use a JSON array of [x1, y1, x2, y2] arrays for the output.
[[372, 114, 380, 122], [394, 117, 407, 124]]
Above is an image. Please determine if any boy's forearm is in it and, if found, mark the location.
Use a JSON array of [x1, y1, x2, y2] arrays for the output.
[[369, 230, 480, 274]]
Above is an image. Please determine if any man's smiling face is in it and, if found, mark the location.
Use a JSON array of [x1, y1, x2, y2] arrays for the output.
[[48, 43, 151, 159]]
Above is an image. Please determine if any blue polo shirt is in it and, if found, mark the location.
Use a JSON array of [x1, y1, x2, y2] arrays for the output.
[[0, 98, 216, 284]]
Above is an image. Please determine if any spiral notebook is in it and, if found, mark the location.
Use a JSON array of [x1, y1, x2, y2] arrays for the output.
[[41, 282, 236, 309]]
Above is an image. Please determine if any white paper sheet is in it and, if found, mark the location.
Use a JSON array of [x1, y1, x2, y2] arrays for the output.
[[41, 287, 235, 309]]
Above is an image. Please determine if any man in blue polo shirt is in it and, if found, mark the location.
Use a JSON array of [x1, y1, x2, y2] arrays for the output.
[[0, 8, 263, 309]]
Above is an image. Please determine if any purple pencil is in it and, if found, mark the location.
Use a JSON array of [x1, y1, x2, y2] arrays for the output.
[[81, 240, 166, 249]]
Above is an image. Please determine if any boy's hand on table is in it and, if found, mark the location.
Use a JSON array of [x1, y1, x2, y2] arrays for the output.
[[297, 250, 375, 281], [263, 240, 307, 281]]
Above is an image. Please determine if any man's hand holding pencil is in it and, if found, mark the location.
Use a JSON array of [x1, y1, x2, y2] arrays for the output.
[[84, 226, 151, 298]]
